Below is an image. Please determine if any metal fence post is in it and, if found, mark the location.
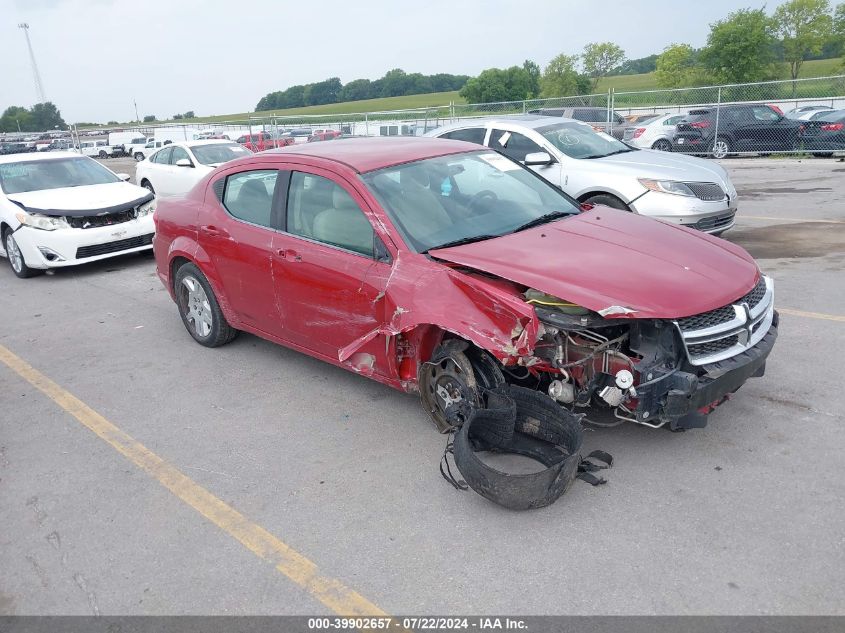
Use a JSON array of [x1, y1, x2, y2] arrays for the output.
[[364, 113, 369, 136], [713, 87, 722, 156]]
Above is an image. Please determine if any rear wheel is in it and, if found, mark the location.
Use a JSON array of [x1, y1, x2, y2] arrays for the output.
[[651, 139, 672, 152], [711, 136, 731, 159], [582, 193, 630, 211], [98, 150, 107, 158], [174, 263, 238, 347], [134, 152, 145, 161], [3, 228, 41, 279]]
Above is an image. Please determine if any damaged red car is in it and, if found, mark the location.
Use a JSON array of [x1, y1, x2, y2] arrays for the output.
[[153, 137, 777, 432]]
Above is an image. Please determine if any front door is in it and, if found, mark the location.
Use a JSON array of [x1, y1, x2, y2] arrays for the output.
[[272, 168, 393, 374]]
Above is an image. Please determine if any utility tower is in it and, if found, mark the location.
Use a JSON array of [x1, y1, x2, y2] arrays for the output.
[[18, 23, 47, 103]]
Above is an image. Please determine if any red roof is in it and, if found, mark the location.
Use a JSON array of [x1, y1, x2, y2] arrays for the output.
[[263, 136, 479, 172]]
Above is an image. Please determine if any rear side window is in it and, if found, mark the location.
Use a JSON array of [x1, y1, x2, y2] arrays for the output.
[[440, 128, 486, 145], [751, 106, 780, 122], [572, 108, 603, 122], [169, 146, 190, 165], [152, 147, 172, 164], [223, 170, 278, 228]]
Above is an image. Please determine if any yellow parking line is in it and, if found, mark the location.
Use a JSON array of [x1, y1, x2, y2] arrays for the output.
[[0, 343, 386, 617], [740, 216, 845, 224], [779, 308, 845, 323]]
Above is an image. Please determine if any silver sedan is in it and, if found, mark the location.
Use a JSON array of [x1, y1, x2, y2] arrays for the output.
[[427, 115, 738, 235]]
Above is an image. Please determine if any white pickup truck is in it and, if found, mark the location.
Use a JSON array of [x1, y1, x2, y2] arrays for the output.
[[109, 132, 150, 159], [132, 138, 170, 161], [79, 140, 119, 158]]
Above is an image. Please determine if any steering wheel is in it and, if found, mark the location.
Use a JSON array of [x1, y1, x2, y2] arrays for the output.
[[467, 190, 499, 215]]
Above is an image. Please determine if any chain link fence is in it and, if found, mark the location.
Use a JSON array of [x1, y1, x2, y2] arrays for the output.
[[63, 74, 845, 159]]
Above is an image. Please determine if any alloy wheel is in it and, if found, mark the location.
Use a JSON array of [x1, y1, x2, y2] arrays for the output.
[[181, 276, 212, 337], [712, 139, 729, 159], [6, 233, 23, 274]]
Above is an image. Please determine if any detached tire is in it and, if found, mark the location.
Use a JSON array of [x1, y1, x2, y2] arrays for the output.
[[582, 194, 630, 211], [174, 262, 238, 347], [134, 152, 145, 161]]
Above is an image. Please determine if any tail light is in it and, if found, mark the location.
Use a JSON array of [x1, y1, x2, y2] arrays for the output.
[[632, 128, 645, 139], [821, 123, 844, 131], [690, 120, 711, 129]]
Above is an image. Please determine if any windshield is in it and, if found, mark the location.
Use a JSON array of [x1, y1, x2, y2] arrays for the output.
[[361, 151, 580, 253], [538, 122, 634, 159], [190, 143, 252, 165], [0, 157, 121, 194]]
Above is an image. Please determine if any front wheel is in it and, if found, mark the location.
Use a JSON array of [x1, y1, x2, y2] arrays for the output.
[[134, 152, 145, 161], [98, 150, 108, 158], [174, 262, 238, 347], [651, 139, 672, 152], [582, 193, 630, 211], [711, 136, 731, 159], [3, 229, 41, 278]]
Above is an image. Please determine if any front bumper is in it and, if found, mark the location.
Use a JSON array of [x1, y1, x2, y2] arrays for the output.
[[635, 313, 778, 430], [9, 217, 155, 269], [630, 191, 737, 234]]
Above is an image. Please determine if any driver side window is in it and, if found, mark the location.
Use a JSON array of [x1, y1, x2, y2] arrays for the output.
[[169, 146, 190, 165], [152, 147, 172, 164]]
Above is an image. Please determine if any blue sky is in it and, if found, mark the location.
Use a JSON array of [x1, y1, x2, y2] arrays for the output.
[[1, 0, 790, 122]]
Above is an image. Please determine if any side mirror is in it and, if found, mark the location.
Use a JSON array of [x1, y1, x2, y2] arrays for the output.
[[176, 159, 193, 167], [116, 173, 131, 181], [524, 152, 555, 166]]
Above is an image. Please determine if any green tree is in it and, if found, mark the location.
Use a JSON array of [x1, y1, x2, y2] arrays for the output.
[[339, 78, 371, 101], [0, 106, 33, 133], [522, 59, 541, 98], [540, 54, 580, 97], [654, 44, 698, 88], [700, 8, 777, 83], [459, 66, 534, 103], [183, 110, 195, 119], [143, 115, 156, 123], [380, 69, 409, 97], [29, 102, 66, 130], [582, 42, 626, 90], [774, 0, 834, 81], [832, 3, 845, 54], [172, 113, 184, 120], [306, 77, 342, 105]]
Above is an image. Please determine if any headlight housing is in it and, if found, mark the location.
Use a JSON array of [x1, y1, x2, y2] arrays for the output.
[[638, 178, 695, 197], [15, 211, 69, 231], [136, 199, 156, 218]]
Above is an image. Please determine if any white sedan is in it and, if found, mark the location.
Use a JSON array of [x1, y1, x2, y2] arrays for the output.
[[135, 140, 252, 197], [0, 152, 156, 278], [622, 113, 687, 151]]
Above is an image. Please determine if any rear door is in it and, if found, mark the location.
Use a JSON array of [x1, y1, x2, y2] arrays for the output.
[[200, 168, 285, 336], [271, 166, 394, 375]]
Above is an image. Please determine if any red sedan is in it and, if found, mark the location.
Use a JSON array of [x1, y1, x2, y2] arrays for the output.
[[234, 132, 294, 152], [153, 137, 777, 432]]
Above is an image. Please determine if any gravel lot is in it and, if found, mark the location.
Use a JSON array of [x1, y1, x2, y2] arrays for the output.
[[1, 157, 843, 616]]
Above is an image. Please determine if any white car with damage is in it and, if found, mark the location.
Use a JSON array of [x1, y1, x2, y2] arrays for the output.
[[0, 152, 156, 278]]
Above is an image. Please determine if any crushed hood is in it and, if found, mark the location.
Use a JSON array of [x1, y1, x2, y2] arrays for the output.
[[7, 182, 153, 217], [429, 207, 759, 319]]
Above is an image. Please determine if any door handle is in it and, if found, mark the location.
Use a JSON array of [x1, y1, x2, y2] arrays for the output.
[[200, 225, 229, 238], [276, 248, 301, 262]]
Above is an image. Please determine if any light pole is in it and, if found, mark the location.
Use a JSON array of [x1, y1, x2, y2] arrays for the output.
[[18, 23, 47, 103]]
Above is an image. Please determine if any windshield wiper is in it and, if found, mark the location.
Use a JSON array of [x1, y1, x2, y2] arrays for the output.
[[584, 148, 635, 159], [426, 234, 501, 252], [511, 210, 573, 233]]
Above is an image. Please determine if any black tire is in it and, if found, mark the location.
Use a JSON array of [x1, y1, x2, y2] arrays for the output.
[[651, 139, 672, 152], [98, 150, 107, 158], [582, 193, 630, 211], [3, 228, 41, 278], [173, 262, 238, 347], [467, 387, 516, 448], [141, 179, 155, 194], [711, 136, 731, 159], [134, 152, 145, 161]]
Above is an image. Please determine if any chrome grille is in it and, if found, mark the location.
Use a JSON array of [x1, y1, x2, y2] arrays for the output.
[[685, 182, 725, 201], [695, 211, 735, 232], [674, 275, 775, 365]]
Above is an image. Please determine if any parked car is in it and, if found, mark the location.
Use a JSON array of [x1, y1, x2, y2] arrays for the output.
[[47, 139, 78, 152], [307, 130, 343, 142], [235, 132, 294, 151], [625, 114, 661, 124], [153, 137, 777, 432], [0, 152, 156, 278], [673, 104, 803, 158], [428, 116, 738, 235], [133, 139, 169, 162], [623, 113, 688, 151], [135, 140, 253, 196], [798, 110, 845, 155], [108, 132, 149, 158], [80, 139, 118, 158], [784, 105, 833, 119], [529, 106, 632, 139]]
